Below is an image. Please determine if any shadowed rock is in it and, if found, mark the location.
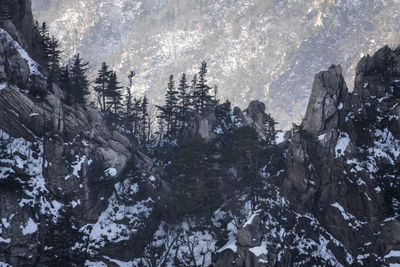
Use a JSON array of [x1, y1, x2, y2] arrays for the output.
[[302, 65, 349, 133]]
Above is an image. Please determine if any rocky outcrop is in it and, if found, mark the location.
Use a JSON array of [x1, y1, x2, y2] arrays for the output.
[[215, 45, 400, 267], [236, 215, 263, 248], [282, 45, 400, 265], [184, 100, 272, 141], [2, 0, 44, 64], [302, 65, 349, 133]]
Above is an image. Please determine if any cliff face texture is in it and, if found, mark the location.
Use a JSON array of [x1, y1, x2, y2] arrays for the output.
[[1, 2, 400, 267]]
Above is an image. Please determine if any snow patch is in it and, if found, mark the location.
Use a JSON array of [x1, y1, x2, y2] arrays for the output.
[[275, 132, 285, 144], [20, 218, 38, 235], [385, 250, 400, 258], [335, 132, 350, 158], [0, 82, 7, 91], [249, 241, 268, 256], [318, 133, 326, 141], [105, 167, 117, 177], [331, 202, 366, 230], [0, 28, 43, 77]]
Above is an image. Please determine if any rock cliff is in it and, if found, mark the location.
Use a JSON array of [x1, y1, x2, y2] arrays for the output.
[[0, 5, 162, 265]]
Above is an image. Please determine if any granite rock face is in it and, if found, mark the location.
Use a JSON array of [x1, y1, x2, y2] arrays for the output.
[[302, 65, 349, 133]]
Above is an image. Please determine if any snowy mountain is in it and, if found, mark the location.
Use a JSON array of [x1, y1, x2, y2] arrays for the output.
[[1, 1, 400, 266], [31, 0, 400, 128]]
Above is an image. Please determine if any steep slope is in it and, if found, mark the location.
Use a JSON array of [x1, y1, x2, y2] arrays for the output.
[[32, 0, 400, 128], [0, 3, 162, 266]]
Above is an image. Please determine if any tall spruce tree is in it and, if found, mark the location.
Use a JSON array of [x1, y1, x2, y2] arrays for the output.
[[46, 36, 62, 88], [157, 75, 178, 136], [190, 74, 198, 111], [94, 62, 111, 112], [38, 22, 51, 67], [213, 85, 219, 105], [141, 95, 149, 144], [193, 61, 213, 112], [177, 73, 190, 129], [228, 126, 264, 212], [70, 54, 90, 105], [106, 71, 123, 114], [125, 71, 135, 130], [263, 114, 277, 147]]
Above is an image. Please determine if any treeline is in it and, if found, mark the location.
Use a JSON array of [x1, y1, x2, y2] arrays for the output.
[[156, 61, 218, 138], [33, 22, 225, 144], [33, 21, 278, 150]]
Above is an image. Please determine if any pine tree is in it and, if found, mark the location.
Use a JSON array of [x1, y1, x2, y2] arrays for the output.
[[141, 95, 149, 144], [213, 85, 219, 105], [263, 114, 277, 147], [46, 36, 62, 89], [70, 54, 90, 105], [125, 71, 135, 130], [190, 74, 198, 111], [193, 61, 213, 112], [177, 73, 190, 129], [94, 62, 111, 112], [157, 75, 179, 136], [106, 71, 123, 114], [228, 126, 264, 211], [40, 208, 85, 265], [39, 22, 51, 66]]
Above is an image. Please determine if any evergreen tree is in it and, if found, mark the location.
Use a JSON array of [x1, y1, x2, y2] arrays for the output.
[[141, 95, 149, 144], [94, 62, 111, 112], [169, 137, 222, 222], [46, 36, 62, 89], [193, 61, 213, 112], [125, 71, 135, 130], [70, 54, 90, 105], [227, 126, 264, 211], [213, 85, 219, 105], [40, 208, 85, 265], [263, 114, 277, 147], [177, 73, 190, 129], [189, 74, 197, 111], [106, 71, 123, 114], [157, 75, 179, 136], [132, 98, 142, 138], [38, 22, 51, 66]]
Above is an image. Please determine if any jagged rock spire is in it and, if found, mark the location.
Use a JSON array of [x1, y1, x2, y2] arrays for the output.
[[302, 65, 349, 133]]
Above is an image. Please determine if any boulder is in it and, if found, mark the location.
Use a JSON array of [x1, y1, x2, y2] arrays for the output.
[[237, 215, 263, 248]]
